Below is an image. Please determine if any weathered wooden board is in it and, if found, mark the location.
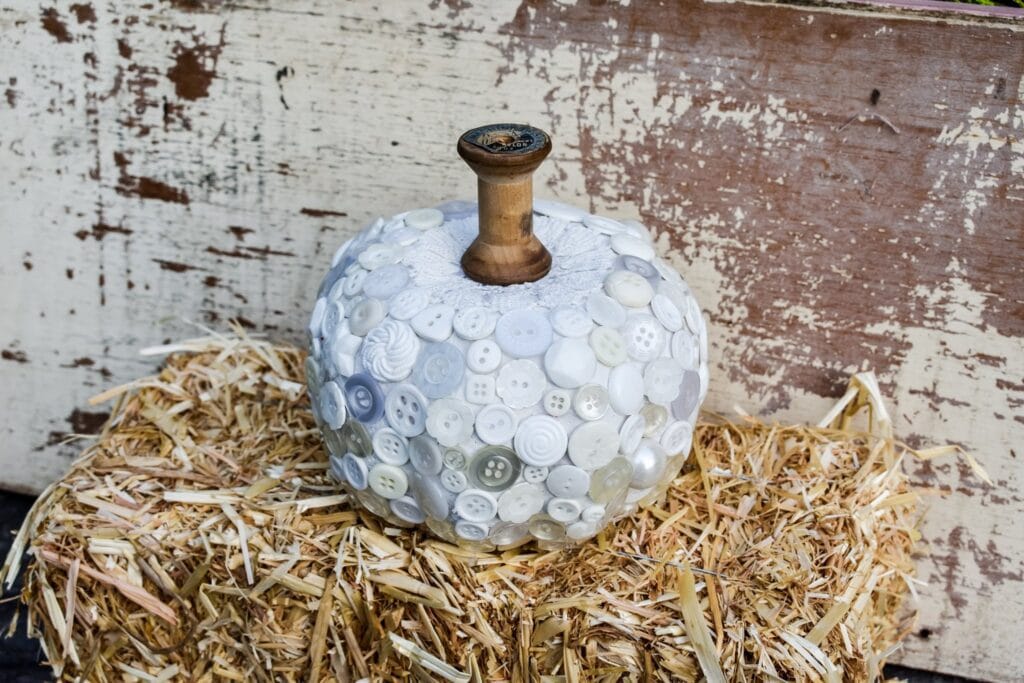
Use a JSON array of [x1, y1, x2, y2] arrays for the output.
[[1, 0, 1021, 678]]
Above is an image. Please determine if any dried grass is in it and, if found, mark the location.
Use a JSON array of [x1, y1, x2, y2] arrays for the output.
[[3, 335, 925, 681]]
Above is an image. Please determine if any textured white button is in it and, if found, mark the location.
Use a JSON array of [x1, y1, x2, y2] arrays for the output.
[[358, 243, 401, 270], [543, 389, 572, 417], [610, 232, 656, 260], [651, 293, 683, 332], [660, 420, 693, 455], [608, 364, 645, 415], [390, 495, 426, 524], [528, 515, 566, 542], [522, 465, 549, 484], [409, 471, 449, 520], [464, 372, 497, 405], [543, 338, 596, 389], [547, 497, 582, 523], [588, 458, 633, 503], [566, 520, 598, 540], [671, 370, 702, 420], [408, 434, 443, 475], [319, 381, 347, 429], [672, 330, 700, 370], [412, 342, 465, 398], [443, 447, 468, 471], [534, 199, 587, 222], [363, 263, 409, 299], [495, 309, 553, 358], [341, 453, 369, 491], [568, 421, 619, 469], [469, 446, 522, 491], [384, 383, 428, 437], [453, 306, 496, 340], [368, 463, 408, 499], [489, 521, 530, 547], [605, 271, 654, 308], [455, 520, 489, 541], [546, 465, 590, 498], [644, 358, 684, 404], [404, 208, 444, 231], [641, 403, 668, 436], [513, 415, 568, 467], [629, 440, 666, 488], [587, 290, 626, 327], [372, 427, 409, 466], [426, 398, 474, 447], [389, 287, 430, 321], [411, 304, 455, 342], [441, 468, 469, 493], [573, 384, 609, 421], [361, 319, 419, 382], [589, 326, 628, 367], [497, 483, 546, 523], [496, 360, 546, 409], [455, 489, 498, 522], [581, 504, 605, 523], [466, 339, 502, 373], [619, 414, 646, 455], [341, 267, 367, 297], [474, 404, 518, 445], [349, 298, 386, 336], [583, 214, 628, 235], [622, 315, 665, 361], [549, 306, 593, 338]]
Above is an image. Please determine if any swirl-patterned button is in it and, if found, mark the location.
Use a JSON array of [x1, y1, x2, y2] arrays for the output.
[[513, 416, 568, 467], [361, 320, 419, 382]]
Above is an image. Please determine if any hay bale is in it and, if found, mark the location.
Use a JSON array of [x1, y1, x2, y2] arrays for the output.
[[2, 335, 921, 681]]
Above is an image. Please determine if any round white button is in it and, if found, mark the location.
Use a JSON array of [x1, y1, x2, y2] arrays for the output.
[[426, 398, 474, 447], [341, 267, 367, 297], [616, 254, 659, 282], [660, 420, 693, 455], [543, 338, 596, 389], [545, 465, 590, 498], [641, 403, 668, 436], [587, 290, 626, 327], [604, 271, 654, 308], [588, 458, 633, 503], [390, 495, 426, 524], [543, 389, 572, 417], [566, 520, 598, 540], [549, 306, 593, 338], [319, 381, 347, 429], [528, 515, 566, 542], [629, 440, 666, 488], [496, 360, 546, 409], [361, 319, 420, 382], [474, 404, 518, 445], [671, 369, 702, 420], [358, 243, 401, 270], [455, 520, 489, 541], [440, 468, 469, 493], [622, 315, 665, 361], [368, 463, 408, 499], [573, 384, 609, 421], [455, 489, 498, 522], [651, 293, 683, 332], [583, 213, 628, 235], [581, 504, 605, 523], [644, 358, 684, 404], [442, 447, 468, 471], [494, 309, 553, 358], [608, 364, 644, 415], [405, 207, 444, 230], [513, 415, 568, 467], [372, 427, 409, 465], [341, 453, 369, 491], [619, 414, 646, 455], [610, 232, 656, 260], [534, 199, 587, 222], [671, 330, 700, 370], [363, 263, 409, 299], [412, 342, 465, 398], [411, 304, 455, 342], [522, 465, 549, 484], [384, 383, 428, 437], [589, 326, 628, 367], [408, 434, 443, 475], [488, 521, 529, 547], [547, 497, 581, 523], [389, 287, 430, 321], [409, 471, 449, 520], [568, 421, 619, 470], [349, 298, 386, 336], [466, 339, 502, 373], [497, 483, 546, 523], [453, 306, 496, 340], [468, 446, 522, 491]]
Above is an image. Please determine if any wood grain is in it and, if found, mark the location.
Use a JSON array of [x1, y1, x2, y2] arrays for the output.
[[0, 0, 1021, 678]]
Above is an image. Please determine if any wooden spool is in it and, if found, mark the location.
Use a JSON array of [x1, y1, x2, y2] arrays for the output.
[[457, 123, 553, 286]]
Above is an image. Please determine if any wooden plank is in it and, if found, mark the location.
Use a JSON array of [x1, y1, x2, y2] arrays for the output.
[[0, 1, 1021, 678]]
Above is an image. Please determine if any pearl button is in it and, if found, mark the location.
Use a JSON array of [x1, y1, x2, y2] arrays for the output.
[[497, 483, 546, 523], [372, 427, 409, 466], [368, 463, 408, 499], [474, 404, 518, 445], [496, 359, 546, 409], [341, 453, 369, 491], [408, 434, 444, 475], [618, 414, 646, 455], [466, 339, 502, 374], [404, 207, 444, 230], [349, 298, 386, 336], [543, 389, 572, 417], [589, 326, 628, 367], [495, 309, 553, 358], [389, 495, 426, 524], [411, 304, 455, 342], [588, 458, 633, 503], [544, 337, 596, 389], [644, 358, 684, 404], [629, 440, 666, 488], [573, 384, 610, 421], [318, 380, 347, 429], [389, 287, 430, 321], [608, 364, 644, 415], [549, 306, 593, 338], [411, 342, 465, 398], [425, 398, 474, 447], [455, 489, 498, 522], [622, 315, 665, 361], [513, 415, 569, 467], [453, 306, 496, 341], [344, 373, 385, 423], [361, 319, 419, 383], [587, 290, 626, 327], [363, 263, 410, 299], [545, 465, 590, 498], [547, 497, 582, 523], [468, 446, 522, 492], [384, 383, 428, 437], [464, 372, 497, 405], [568, 421, 619, 470], [660, 420, 693, 455], [605, 271, 654, 308], [651, 293, 683, 332]]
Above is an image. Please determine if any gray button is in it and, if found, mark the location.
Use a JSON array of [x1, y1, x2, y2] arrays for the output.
[[409, 471, 450, 520], [339, 420, 372, 456], [344, 373, 384, 423], [408, 434, 444, 475], [468, 446, 522, 492], [363, 263, 410, 299], [412, 342, 465, 398], [385, 383, 428, 437]]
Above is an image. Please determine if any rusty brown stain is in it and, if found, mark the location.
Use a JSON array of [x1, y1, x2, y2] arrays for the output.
[[68, 408, 109, 434], [70, 3, 96, 23], [40, 7, 72, 43], [203, 275, 221, 287], [166, 24, 226, 101], [228, 226, 253, 241], [2, 349, 28, 363], [75, 222, 133, 241], [63, 357, 95, 368], [204, 245, 296, 260], [153, 258, 199, 273], [4, 85, 15, 108], [117, 38, 132, 59], [65, 268, 74, 279], [300, 207, 348, 218], [113, 151, 190, 204]]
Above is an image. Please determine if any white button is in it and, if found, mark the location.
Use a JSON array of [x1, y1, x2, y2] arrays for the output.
[[466, 339, 502, 373], [528, 515, 566, 542], [426, 398, 474, 447], [587, 290, 626, 327], [435, 199, 476, 220], [390, 495, 426, 524], [543, 389, 571, 417], [581, 504, 605, 523], [328, 454, 344, 482], [384, 383, 428, 437], [412, 342, 465, 398], [497, 483, 546, 523], [464, 373, 497, 405], [610, 232, 656, 260], [566, 520, 598, 540], [605, 271, 654, 308], [489, 521, 530, 546], [455, 489, 498, 522], [453, 306, 496, 340], [644, 358, 684, 404], [622, 315, 665, 361], [469, 446, 522, 491], [622, 219, 652, 241], [629, 440, 666, 489], [443, 447, 468, 471], [568, 421, 619, 470], [349, 298, 386, 336], [310, 297, 328, 338], [368, 463, 408, 499], [671, 330, 700, 370], [389, 287, 430, 321], [583, 214, 628, 235], [408, 434, 443, 475], [405, 207, 444, 230], [331, 238, 353, 268], [321, 300, 346, 340], [455, 520, 489, 541], [495, 309, 553, 358], [616, 254, 659, 282], [549, 306, 593, 338], [318, 381, 347, 429], [522, 465, 549, 484], [372, 427, 409, 465], [363, 263, 409, 299], [654, 257, 684, 284], [651, 293, 683, 332], [341, 453, 369, 491], [619, 414, 646, 455], [513, 415, 568, 467], [545, 465, 590, 498], [641, 403, 668, 436], [411, 304, 455, 342], [329, 332, 361, 377], [534, 199, 587, 222], [684, 296, 703, 335], [361, 319, 420, 382], [474, 404, 518, 445], [589, 326, 628, 367], [573, 384, 609, 421], [358, 243, 401, 270], [341, 267, 367, 297], [547, 497, 581, 523], [671, 370, 702, 420], [608, 364, 644, 415], [496, 359, 546, 409], [588, 457, 633, 503], [441, 468, 469, 493], [660, 420, 693, 455], [409, 471, 449, 520], [544, 338, 596, 389]]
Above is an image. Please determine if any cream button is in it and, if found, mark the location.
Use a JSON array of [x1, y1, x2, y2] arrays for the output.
[[384, 383, 428, 437], [528, 515, 566, 542], [368, 463, 408, 499], [358, 243, 401, 270], [660, 420, 693, 455], [618, 413, 646, 455], [319, 381, 347, 429], [361, 319, 420, 382], [622, 315, 665, 361], [454, 520, 489, 541], [629, 440, 666, 488], [573, 384, 609, 421], [589, 326, 628, 367], [474, 404, 518, 445], [542, 389, 572, 417], [568, 421, 619, 470], [549, 306, 593, 338], [587, 290, 626, 327], [466, 339, 502, 373], [497, 483, 546, 523], [426, 398, 474, 447], [455, 489, 498, 522], [651, 293, 683, 332], [404, 207, 444, 230], [496, 359, 546, 409], [408, 434, 444, 475], [349, 298, 386, 336], [641, 403, 668, 436], [513, 415, 568, 467], [453, 306, 496, 340], [389, 495, 426, 524], [544, 338, 596, 389], [411, 304, 455, 342], [610, 232, 656, 260], [672, 329, 700, 370], [389, 287, 430, 321], [588, 458, 633, 503], [545, 465, 590, 498], [468, 446, 522, 491], [495, 309, 553, 358], [547, 497, 582, 523], [522, 465, 549, 484], [372, 427, 409, 466], [644, 358, 684, 405], [464, 373, 497, 405], [608, 364, 644, 415], [440, 468, 469, 493], [341, 453, 369, 491], [363, 263, 409, 299], [605, 270, 654, 308]]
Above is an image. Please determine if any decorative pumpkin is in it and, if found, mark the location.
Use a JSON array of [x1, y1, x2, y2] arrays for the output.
[[306, 124, 708, 547]]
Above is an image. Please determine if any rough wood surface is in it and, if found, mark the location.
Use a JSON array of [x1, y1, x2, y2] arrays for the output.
[[0, 1, 1021, 679]]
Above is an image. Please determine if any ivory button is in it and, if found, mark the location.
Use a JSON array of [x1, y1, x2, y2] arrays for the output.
[[368, 463, 408, 500], [605, 270, 654, 308], [589, 326, 628, 367], [544, 338, 596, 389]]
